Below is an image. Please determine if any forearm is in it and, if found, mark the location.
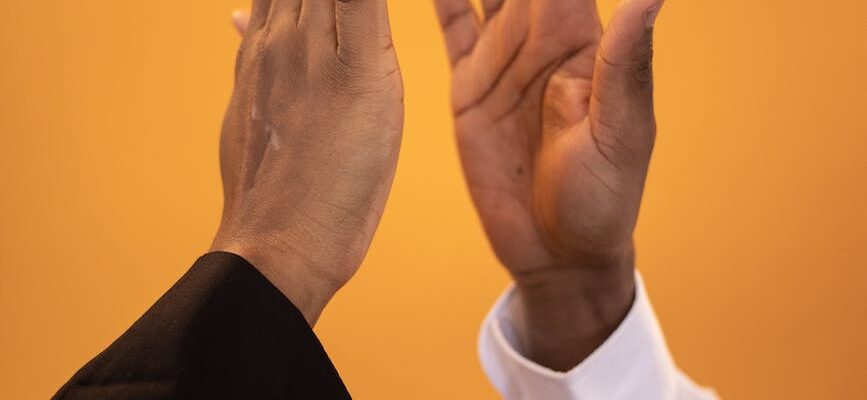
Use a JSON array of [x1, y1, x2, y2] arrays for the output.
[[510, 245, 636, 371], [54, 252, 349, 399]]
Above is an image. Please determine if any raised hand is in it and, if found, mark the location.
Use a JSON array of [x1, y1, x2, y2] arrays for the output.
[[435, 0, 664, 369], [213, 0, 403, 325]]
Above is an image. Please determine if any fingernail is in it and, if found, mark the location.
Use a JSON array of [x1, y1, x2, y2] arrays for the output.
[[644, 3, 664, 28]]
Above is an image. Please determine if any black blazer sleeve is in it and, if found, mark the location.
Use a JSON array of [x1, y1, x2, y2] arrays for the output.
[[53, 252, 351, 400]]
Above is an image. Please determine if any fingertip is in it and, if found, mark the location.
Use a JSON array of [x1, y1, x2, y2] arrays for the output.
[[644, 1, 665, 28], [614, 0, 665, 28], [232, 10, 250, 34]]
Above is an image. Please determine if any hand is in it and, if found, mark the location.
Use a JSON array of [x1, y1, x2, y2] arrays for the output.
[[212, 0, 403, 326], [435, 0, 664, 369]]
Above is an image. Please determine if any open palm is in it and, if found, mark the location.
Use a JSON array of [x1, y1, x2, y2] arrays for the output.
[[435, 0, 662, 278]]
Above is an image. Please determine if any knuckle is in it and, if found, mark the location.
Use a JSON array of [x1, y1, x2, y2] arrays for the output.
[[598, 39, 655, 90], [630, 44, 654, 85], [629, 64, 653, 92]]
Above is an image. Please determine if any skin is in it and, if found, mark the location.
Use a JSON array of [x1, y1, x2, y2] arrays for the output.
[[433, 0, 665, 370], [228, 0, 665, 372], [211, 0, 403, 326]]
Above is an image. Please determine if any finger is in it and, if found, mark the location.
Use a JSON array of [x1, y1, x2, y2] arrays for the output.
[[451, 0, 601, 117], [335, 0, 393, 60], [231, 10, 252, 84], [270, 0, 302, 26], [232, 10, 251, 35], [448, 0, 528, 113], [434, 0, 481, 66], [590, 0, 664, 163], [481, 0, 506, 21], [248, 0, 273, 31], [300, 0, 337, 38]]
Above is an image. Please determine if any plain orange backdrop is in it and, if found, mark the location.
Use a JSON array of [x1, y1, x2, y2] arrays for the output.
[[1, 0, 865, 398]]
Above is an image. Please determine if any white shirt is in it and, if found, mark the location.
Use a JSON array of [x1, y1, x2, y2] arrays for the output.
[[478, 273, 718, 400]]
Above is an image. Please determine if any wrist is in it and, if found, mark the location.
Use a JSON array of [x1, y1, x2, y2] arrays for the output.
[[509, 245, 636, 371], [210, 237, 339, 326]]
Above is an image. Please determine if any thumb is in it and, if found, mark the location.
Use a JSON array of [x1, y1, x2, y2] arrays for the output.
[[590, 0, 664, 165], [232, 10, 250, 35]]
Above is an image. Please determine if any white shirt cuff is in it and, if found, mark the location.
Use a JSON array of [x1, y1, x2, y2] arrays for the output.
[[478, 273, 717, 400]]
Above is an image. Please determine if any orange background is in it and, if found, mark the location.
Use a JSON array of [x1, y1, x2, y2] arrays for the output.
[[1, 0, 865, 399]]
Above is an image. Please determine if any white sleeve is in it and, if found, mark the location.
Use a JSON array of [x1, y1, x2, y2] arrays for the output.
[[478, 273, 718, 400]]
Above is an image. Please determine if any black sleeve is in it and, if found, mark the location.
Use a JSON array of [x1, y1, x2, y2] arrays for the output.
[[53, 252, 351, 400]]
